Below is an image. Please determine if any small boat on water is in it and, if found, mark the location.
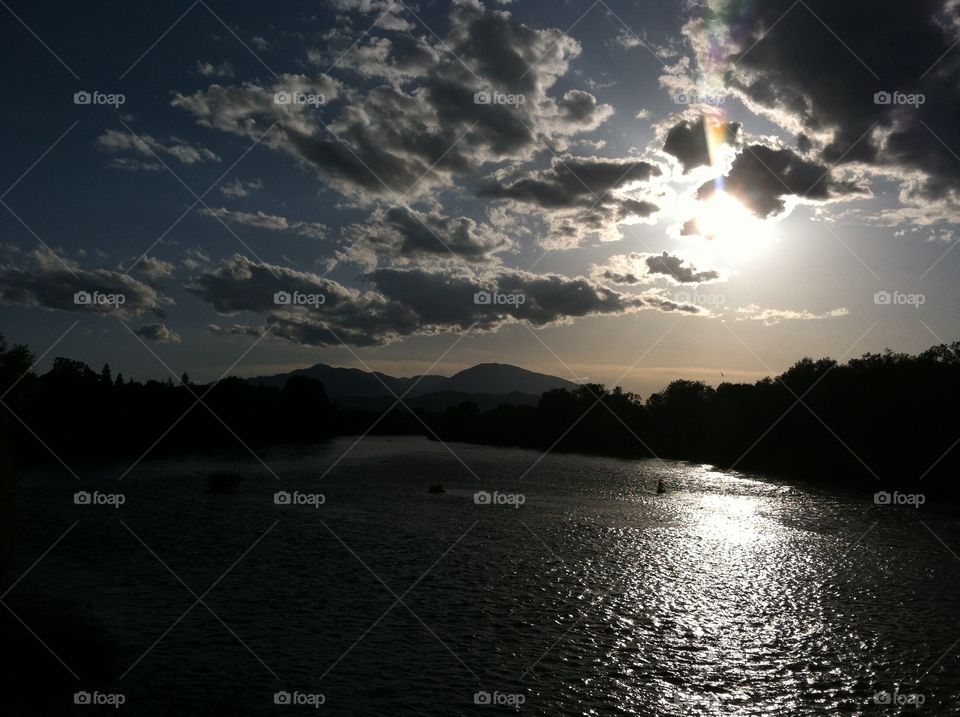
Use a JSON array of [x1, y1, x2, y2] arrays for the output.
[[428, 484, 445, 494], [656, 478, 667, 495], [207, 471, 243, 493]]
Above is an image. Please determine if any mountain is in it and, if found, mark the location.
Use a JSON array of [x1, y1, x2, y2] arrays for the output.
[[248, 362, 578, 409], [437, 363, 577, 396]]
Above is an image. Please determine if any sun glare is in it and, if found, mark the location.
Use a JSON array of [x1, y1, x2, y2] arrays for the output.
[[686, 190, 774, 264]]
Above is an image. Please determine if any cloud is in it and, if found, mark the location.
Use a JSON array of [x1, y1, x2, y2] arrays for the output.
[[173, 2, 614, 204], [0, 248, 163, 316], [736, 303, 849, 326], [135, 322, 181, 343], [207, 323, 262, 337], [219, 178, 263, 198], [593, 251, 720, 285], [682, 0, 960, 224], [614, 29, 644, 50], [181, 247, 211, 271], [699, 143, 868, 217], [196, 61, 235, 78], [200, 207, 327, 239], [135, 256, 176, 281], [479, 154, 661, 246], [365, 266, 702, 334], [96, 129, 220, 168], [187, 255, 701, 348], [310, 35, 438, 82], [332, 0, 414, 32], [644, 251, 720, 283], [343, 206, 511, 267], [662, 114, 741, 172]]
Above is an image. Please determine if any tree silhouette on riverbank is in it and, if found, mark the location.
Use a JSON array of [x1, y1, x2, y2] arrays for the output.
[[1, 334, 958, 492], [427, 345, 960, 493]]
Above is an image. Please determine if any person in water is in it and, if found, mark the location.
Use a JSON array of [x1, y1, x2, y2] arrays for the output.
[[656, 478, 666, 494]]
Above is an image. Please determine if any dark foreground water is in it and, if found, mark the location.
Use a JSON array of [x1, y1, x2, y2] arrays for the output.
[[6, 436, 960, 715]]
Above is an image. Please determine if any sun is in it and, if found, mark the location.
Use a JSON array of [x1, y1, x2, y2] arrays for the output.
[[693, 192, 748, 240], [686, 190, 774, 263]]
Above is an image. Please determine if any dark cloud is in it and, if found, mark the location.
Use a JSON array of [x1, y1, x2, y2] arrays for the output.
[[331, 0, 413, 32], [593, 252, 720, 285], [347, 206, 511, 266], [698, 144, 868, 217], [687, 0, 960, 214], [365, 266, 701, 333], [135, 323, 181, 343], [207, 323, 262, 337], [200, 207, 327, 239], [645, 251, 720, 283], [173, 2, 613, 203], [479, 154, 661, 246], [662, 115, 740, 172], [188, 255, 701, 348], [96, 129, 220, 169], [135, 256, 176, 281], [0, 248, 164, 316]]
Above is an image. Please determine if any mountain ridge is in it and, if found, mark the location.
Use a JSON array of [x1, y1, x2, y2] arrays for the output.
[[248, 362, 579, 408]]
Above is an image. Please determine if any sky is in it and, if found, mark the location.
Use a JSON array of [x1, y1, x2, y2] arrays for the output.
[[1, 0, 959, 396]]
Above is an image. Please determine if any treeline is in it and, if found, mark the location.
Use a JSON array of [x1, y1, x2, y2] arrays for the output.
[[2, 333, 959, 492], [0, 335, 424, 465], [427, 344, 960, 492]]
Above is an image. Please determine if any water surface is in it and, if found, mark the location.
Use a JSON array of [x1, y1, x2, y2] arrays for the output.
[[11, 436, 960, 715]]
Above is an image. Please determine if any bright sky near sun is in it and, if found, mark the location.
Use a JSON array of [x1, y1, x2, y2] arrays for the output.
[[1, 0, 958, 395]]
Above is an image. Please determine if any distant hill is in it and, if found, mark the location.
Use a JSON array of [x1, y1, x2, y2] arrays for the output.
[[248, 362, 579, 408]]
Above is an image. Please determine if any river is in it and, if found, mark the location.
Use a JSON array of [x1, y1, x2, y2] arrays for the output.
[[8, 436, 960, 715]]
